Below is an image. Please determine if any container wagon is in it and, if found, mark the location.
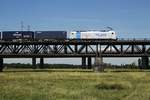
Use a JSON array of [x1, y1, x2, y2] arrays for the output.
[[22, 31, 34, 40], [2, 31, 34, 41], [34, 31, 67, 41]]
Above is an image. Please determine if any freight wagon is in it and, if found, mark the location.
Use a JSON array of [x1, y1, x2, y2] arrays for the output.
[[34, 31, 67, 41], [0, 31, 67, 41], [1, 31, 34, 41]]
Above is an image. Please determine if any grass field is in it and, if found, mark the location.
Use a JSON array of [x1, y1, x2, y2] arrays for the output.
[[0, 69, 150, 100]]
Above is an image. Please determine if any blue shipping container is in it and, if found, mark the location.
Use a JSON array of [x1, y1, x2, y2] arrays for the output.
[[2, 31, 34, 41], [34, 31, 67, 40]]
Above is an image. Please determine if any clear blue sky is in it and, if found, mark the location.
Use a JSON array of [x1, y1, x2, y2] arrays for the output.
[[0, 0, 150, 38], [1, 0, 149, 65]]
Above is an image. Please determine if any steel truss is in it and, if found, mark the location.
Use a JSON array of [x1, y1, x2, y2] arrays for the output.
[[0, 40, 150, 58]]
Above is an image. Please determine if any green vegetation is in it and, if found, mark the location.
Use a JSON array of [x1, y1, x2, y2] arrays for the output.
[[5, 63, 81, 69], [0, 69, 150, 100]]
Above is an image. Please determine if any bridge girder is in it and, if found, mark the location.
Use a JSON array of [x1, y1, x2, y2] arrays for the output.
[[0, 40, 149, 58]]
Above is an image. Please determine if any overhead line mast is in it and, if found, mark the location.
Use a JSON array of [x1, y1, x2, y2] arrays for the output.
[[21, 21, 24, 31]]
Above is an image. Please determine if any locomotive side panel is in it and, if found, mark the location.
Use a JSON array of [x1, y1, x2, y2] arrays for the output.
[[69, 31, 117, 40], [81, 31, 116, 39]]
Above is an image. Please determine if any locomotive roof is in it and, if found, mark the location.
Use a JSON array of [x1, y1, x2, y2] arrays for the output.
[[73, 30, 114, 32]]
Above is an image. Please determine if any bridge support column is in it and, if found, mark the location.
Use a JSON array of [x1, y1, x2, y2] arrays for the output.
[[93, 57, 104, 72], [88, 57, 92, 69], [138, 58, 142, 69], [40, 58, 44, 69], [141, 57, 149, 69], [32, 58, 36, 69], [82, 57, 86, 69], [0, 58, 4, 72]]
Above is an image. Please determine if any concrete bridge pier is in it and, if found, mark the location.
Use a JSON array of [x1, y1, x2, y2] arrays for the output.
[[39, 58, 44, 69], [82, 57, 86, 69], [87, 57, 92, 69], [93, 57, 104, 72], [32, 58, 36, 69], [141, 56, 149, 69], [0, 58, 4, 72], [138, 58, 142, 69]]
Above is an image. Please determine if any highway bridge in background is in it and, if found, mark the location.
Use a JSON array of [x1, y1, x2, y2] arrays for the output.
[[0, 39, 150, 71]]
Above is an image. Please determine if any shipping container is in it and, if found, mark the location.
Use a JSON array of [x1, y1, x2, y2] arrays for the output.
[[69, 30, 117, 40], [22, 31, 34, 40], [2, 31, 22, 41], [2, 31, 34, 41], [34, 31, 67, 40]]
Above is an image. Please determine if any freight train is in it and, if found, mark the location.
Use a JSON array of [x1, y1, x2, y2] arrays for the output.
[[0, 30, 117, 41]]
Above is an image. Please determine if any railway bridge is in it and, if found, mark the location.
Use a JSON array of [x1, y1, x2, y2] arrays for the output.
[[0, 39, 150, 71]]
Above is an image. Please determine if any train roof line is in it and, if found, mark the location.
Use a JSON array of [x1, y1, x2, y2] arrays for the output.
[[72, 30, 114, 32]]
